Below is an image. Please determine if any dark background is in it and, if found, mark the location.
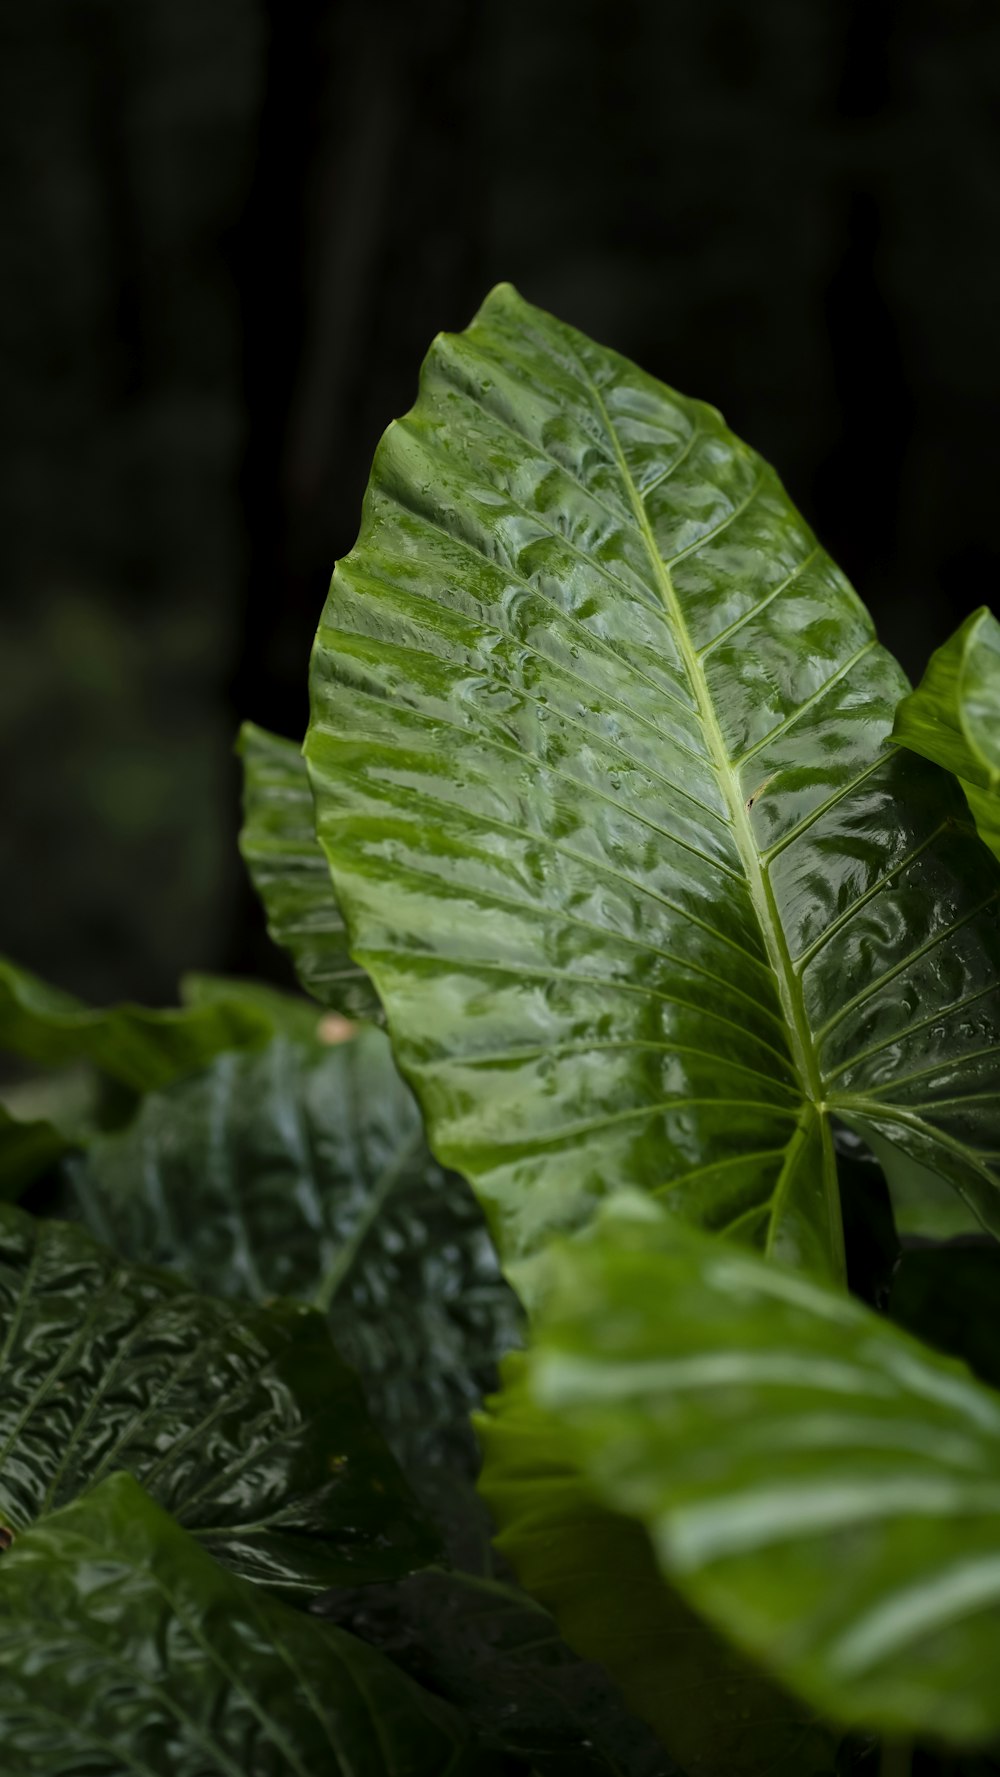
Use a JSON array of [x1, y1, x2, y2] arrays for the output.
[[2, 0, 999, 1007]]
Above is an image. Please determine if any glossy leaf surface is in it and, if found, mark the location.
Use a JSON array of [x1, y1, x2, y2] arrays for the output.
[[323, 1566, 679, 1777], [893, 606, 1000, 861], [239, 721, 381, 1019], [306, 283, 1000, 1284], [70, 1030, 522, 1506], [0, 1202, 432, 1595], [0, 954, 273, 1091], [0, 1474, 487, 1776], [479, 1206, 1000, 1745]]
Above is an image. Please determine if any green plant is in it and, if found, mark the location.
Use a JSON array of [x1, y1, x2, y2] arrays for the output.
[[1, 285, 999, 1774]]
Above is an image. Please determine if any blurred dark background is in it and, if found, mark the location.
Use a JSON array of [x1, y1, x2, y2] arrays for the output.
[[2, 0, 999, 1007]]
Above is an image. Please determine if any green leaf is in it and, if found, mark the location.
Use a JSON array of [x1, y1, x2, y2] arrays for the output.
[[0, 1472, 490, 1776], [873, 1136, 984, 1243], [180, 970, 336, 1047], [68, 1029, 522, 1544], [305, 283, 1000, 1287], [0, 1104, 73, 1199], [322, 1566, 680, 1777], [0, 1201, 433, 1595], [478, 1346, 838, 1776], [239, 721, 381, 1020], [893, 607, 1000, 861], [0, 954, 274, 1092], [479, 1205, 1000, 1747]]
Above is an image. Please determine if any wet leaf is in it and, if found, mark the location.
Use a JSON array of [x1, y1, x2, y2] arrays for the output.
[[480, 1205, 1000, 1748], [0, 1473, 489, 1776], [0, 1201, 433, 1596], [305, 284, 1000, 1291]]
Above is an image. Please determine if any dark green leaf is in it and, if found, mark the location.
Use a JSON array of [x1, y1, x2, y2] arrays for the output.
[[0, 954, 274, 1092], [0, 1201, 433, 1595], [69, 1029, 522, 1555], [893, 607, 1000, 861], [239, 721, 381, 1020], [305, 283, 1000, 1286], [479, 1204, 1000, 1747], [0, 1473, 490, 1776], [322, 1566, 684, 1776]]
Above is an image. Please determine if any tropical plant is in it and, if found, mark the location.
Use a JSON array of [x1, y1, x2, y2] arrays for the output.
[[1, 285, 998, 1775]]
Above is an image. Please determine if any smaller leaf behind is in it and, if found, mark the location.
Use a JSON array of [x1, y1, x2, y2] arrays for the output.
[[0, 1104, 72, 1200], [893, 606, 1000, 861], [0, 1202, 433, 1596], [0, 954, 274, 1092], [180, 970, 338, 1046], [479, 1204, 1000, 1748], [68, 1028, 523, 1561], [0, 1473, 491, 1777], [238, 722, 382, 1020]]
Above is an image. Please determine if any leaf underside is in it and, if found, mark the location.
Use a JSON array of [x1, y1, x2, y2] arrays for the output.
[[480, 1208, 1000, 1748], [305, 283, 1000, 1287], [0, 1202, 432, 1596]]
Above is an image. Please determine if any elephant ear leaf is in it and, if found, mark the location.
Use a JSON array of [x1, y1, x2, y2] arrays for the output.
[[0, 1474, 489, 1777], [305, 282, 1000, 1286], [238, 721, 381, 1020], [893, 605, 1000, 862], [478, 1204, 1000, 1749]]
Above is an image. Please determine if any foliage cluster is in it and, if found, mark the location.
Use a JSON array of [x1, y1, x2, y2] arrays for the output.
[[2, 288, 1000, 1775]]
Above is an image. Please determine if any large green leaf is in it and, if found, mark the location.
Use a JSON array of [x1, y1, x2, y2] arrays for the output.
[[0, 1473, 489, 1775], [68, 1029, 522, 1544], [0, 1201, 432, 1595], [239, 721, 381, 1020], [323, 1566, 679, 1777], [0, 954, 274, 1091], [893, 606, 1000, 860], [479, 1203, 1000, 1747], [305, 283, 1000, 1286]]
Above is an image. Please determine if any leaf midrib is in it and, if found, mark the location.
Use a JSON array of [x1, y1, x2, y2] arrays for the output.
[[573, 353, 845, 1276]]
